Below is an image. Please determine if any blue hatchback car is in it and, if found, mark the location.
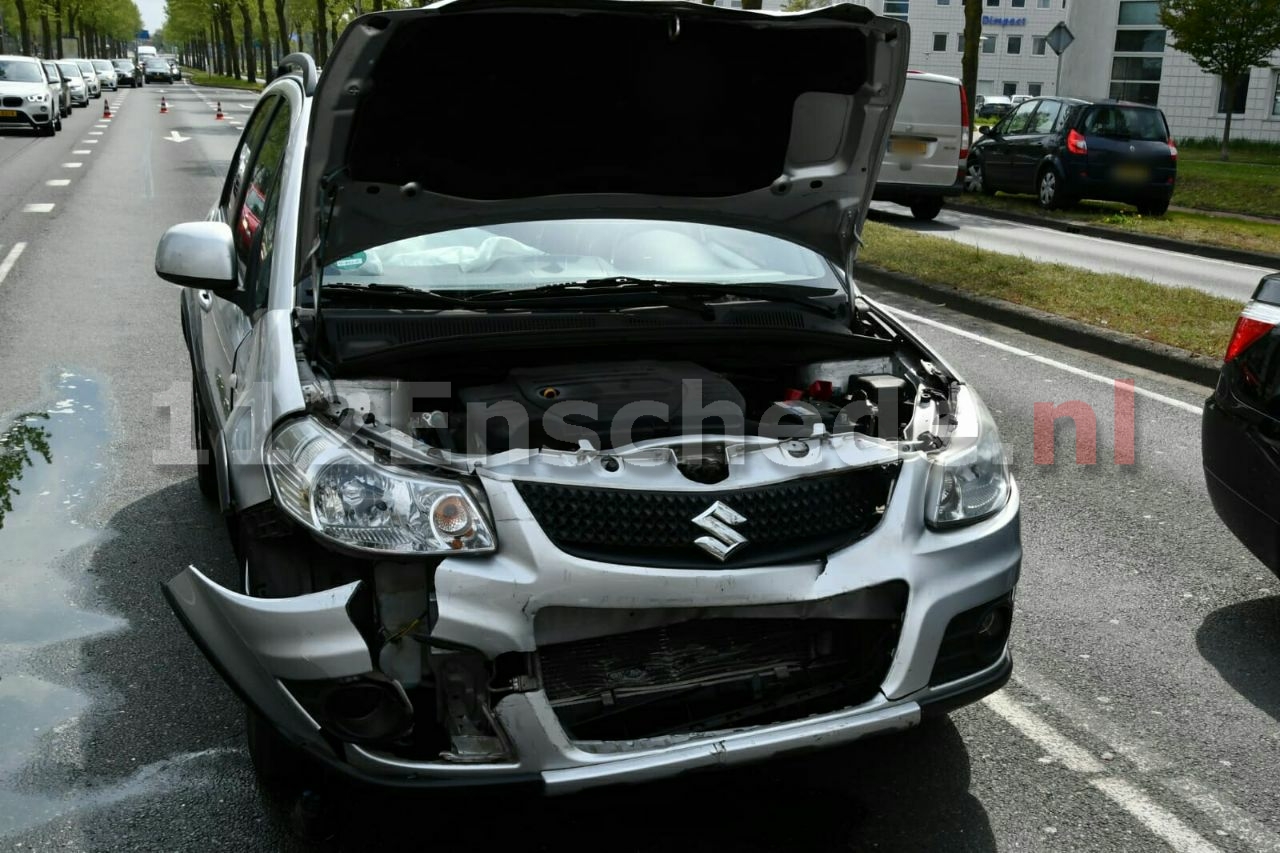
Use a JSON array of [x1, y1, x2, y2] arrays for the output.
[[966, 97, 1177, 216]]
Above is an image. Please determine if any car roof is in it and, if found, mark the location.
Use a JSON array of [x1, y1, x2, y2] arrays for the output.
[[0, 55, 40, 63]]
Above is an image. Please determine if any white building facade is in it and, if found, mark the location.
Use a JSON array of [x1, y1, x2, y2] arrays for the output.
[[843, 0, 1280, 141]]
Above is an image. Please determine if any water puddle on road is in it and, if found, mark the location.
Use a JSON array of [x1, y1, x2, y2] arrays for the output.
[[0, 371, 128, 837]]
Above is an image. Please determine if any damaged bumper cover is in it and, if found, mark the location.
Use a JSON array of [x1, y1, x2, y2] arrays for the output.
[[165, 468, 1019, 793]]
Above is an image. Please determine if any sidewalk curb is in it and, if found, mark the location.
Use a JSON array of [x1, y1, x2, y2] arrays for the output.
[[855, 264, 1222, 388], [949, 202, 1280, 271]]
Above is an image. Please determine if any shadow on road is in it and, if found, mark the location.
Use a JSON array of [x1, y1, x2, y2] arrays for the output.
[[1197, 594, 1280, 723]]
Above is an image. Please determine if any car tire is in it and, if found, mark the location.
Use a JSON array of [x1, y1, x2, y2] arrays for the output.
[[246, 708, 311, 791], [966, 160, 995, 196], [37, 122, 55, 137], [54, 114, 62, 132], [909, 198, 944, 221], [193, 386, 220, 501], [1136, 200, 1170, 217], [1037, 167, 1064, 210]]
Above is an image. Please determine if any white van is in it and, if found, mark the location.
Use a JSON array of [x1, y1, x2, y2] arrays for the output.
[[873, 71, 968, 221]]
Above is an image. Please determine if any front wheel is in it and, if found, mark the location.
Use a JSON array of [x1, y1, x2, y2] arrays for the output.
[[909, 198, 944, 221], [966, 161, 995, 196], [37, 122, 55, 137]]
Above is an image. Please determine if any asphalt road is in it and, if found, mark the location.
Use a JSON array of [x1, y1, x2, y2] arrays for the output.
[[0, 83, 1278, 852], [869, 201, 1273, 302]]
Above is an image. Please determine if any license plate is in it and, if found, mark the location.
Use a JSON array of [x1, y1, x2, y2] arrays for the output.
[[891, 138, 928, 156], [1114, 163, 1149, 183], [0, 110, 15, 118]]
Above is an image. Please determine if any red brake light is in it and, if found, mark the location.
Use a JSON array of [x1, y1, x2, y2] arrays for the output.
[[959, 85, 970, 161], [1168, 137, 1178, 160], [1225, 303, 1280, 362], [1067, 128, 1088, 155]]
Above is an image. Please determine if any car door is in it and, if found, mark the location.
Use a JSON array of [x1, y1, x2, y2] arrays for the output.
[[1009, 99, 1064, 191], [983, 101, 1036, 188], [197, 95, 288, 428]]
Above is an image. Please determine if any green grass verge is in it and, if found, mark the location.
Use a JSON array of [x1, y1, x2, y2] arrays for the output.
[[1175, 159, 1280, 218], [859, 219, 1240, 359], [1178, 137, 1280, 166], [183, 69, 265, 92], [955, 192, 1280, 256]]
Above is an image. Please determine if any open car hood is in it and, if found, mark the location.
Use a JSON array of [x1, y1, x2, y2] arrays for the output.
[[301, 0, 908, 275]]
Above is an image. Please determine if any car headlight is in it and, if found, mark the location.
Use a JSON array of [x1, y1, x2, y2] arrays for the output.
[[267, 417, 496, 555], [27, 93, 47, 102], [925, 386, 1011, 529]]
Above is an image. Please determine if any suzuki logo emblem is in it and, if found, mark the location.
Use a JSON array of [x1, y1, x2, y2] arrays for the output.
[[692, 501, 748, 561]]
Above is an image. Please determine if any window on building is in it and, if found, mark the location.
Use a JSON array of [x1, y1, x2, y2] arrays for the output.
[[1273, 74, 1280, 117], [986, 0, 999, 6], [1109, 56, 1163, 104], [1028, 82, 1043, 97], [1033, 36, 1047, 55], [937, 0, 951, 4], [982, 36, 996, 53], [933, 32, 948, 51], [1011, 0, 1026, 6], [978, 79, 995, 95], [1003, 81, 1018, 97], [1217, 73, 1250, 115], [1117, 1, 1161, 25], [957, 32, 965, 51], [1114, 30, 1166, 52], [883, 0, 909, 19], [1008, 35, 1023, 54], [1037, 0, 1050, 6]]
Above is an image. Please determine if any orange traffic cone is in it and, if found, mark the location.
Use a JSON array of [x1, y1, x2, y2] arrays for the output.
[[159, 96, 168, 114], [102, 100, 111, 119], [215, 101, 223, 120]]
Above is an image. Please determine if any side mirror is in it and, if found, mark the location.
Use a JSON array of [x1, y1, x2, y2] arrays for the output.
[[978, 125, 993, 135], [156, 222, 237, 294]]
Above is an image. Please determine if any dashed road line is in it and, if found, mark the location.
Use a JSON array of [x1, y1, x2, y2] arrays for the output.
[[72, 149, 91, 154], [880, 304, 1205, 415], [22, 203, 54, 213], [0, 242, 26, 286], [1092, 779, 1222, 853], [46, 179, 70, 186], [62, 162, 82, 168]]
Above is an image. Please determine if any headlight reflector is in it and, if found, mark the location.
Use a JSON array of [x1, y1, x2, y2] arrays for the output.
[[925, 387, 1011, 528], [268, 418, 495, 555]]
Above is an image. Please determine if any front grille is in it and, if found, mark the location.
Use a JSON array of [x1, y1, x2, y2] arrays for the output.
[[1, 97, 23, 107], [515, 465, 899, 568], [538, 609, 903, 740]]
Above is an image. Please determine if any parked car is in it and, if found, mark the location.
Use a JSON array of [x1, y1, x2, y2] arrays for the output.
[[73, 59, 101, 98], [0, 55, 58, 135], [112, 58, 140, 87], [41, 60, 71, 119], [91, 58, 118, 91], [1203, 273, 1280, 578], [143, 58, 174, 83], [157, 1, 1020, 805], [976, 94, 1012, 119], [966, 97, 1177, 215], [874, 71, 968, 221], [56, 60, 89, 107]]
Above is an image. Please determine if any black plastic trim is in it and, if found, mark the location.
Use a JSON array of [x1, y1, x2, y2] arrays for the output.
[[918, 653, 1012, 719]]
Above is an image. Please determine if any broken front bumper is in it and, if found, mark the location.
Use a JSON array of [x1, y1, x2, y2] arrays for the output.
[[166, 470, 1020, 793]]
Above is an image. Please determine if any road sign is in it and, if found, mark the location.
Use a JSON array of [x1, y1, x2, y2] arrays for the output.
[[137, 30, 150, 40], [1046, 22, 1074, 56]]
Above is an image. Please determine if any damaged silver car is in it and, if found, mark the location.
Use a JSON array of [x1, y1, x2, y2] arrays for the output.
[[157, 0, 1020, 796]]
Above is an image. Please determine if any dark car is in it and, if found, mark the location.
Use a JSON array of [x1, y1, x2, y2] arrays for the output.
[[143, 58, 173, 83], [1203, 274, 1280, 578], [112, 58, 140, 87], [966, 97, 1177, 215]]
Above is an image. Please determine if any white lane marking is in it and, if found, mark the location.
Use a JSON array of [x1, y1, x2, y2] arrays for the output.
[[985, 692, 1224, 853], [22, 203, 54, 213], [46, 179, 70, 186], [1168, 776, 1280, 852], [89, 131, 103, 135], [164, 130, 190, 143], [62, 162, 82, 168], [238, 102, 254, 109], [0, 242, 26, 285], [984, 692, 1105, 774], [1092, 779, 1223, 853], [72, 149, 91, 154], [95, 123, 108, 128], [83, 140, 98, 144], [881, 305, 1205, 415]]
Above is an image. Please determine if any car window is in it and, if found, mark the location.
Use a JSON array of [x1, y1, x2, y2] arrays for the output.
[[1002, 101, 1039, 134], [233, 105, 290, 278], [0, 60, 45, 83], [224, 95, 282, 217], [1082, 105, 1168, 141], [1026, 100, 1062, 134]]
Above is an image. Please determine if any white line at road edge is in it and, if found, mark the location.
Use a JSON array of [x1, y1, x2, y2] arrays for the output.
[[0, 243, 26, 286], [984, 692, 1223, 853], [46, 179, 70, 186], [882, 305, 1204, 415], [22, 203, 54, 213]]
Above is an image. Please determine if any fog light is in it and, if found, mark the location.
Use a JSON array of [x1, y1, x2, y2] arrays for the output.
[[286, 676, 414, 744]]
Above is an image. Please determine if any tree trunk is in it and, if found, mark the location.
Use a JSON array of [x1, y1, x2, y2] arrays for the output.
[[314, 0, 327, 63], [329, 8, 340, 51], [962, 0, 982, 133], [221, 8, 239, 79], [40, 9, 51, 58], [14, 0, 32, 56], [239, 0, 256, 82], [373, 0, 383, 12], [1220, 75, 1236, 162], [54, 0, 62, 57], [274, 0, 288, 58], [257, 0, 273, 77], [211, 21, 222, 74]]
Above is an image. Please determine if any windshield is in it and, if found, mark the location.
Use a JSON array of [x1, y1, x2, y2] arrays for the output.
[[57, 62, 80, 78], [75, 61, 93, 74], [319, 220, 838, 294], [112, 60, 131, 69], [91, 60, 112, 71], [0, 60, 45, 83]]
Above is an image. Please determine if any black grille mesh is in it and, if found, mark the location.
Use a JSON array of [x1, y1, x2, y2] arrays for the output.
[[515, 465, 898, 568], [1, 97, 23, 108]]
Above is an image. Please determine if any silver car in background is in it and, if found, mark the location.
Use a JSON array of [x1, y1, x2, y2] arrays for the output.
[[873, 71, 969, 221], [157, 1, 1019, 807], [57, 60, 89, 107], [91, 58, 118, 91], [41, 60, 70, 120], [73, 59, 101, 98]]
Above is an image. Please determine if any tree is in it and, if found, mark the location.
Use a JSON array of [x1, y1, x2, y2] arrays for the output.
[[961, 0, 982, 142], [1160, 0, 1280, 160]]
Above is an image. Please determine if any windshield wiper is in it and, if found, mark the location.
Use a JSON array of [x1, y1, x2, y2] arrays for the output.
[[470, 277, 843, 319], [312, 281, 714, 318]]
